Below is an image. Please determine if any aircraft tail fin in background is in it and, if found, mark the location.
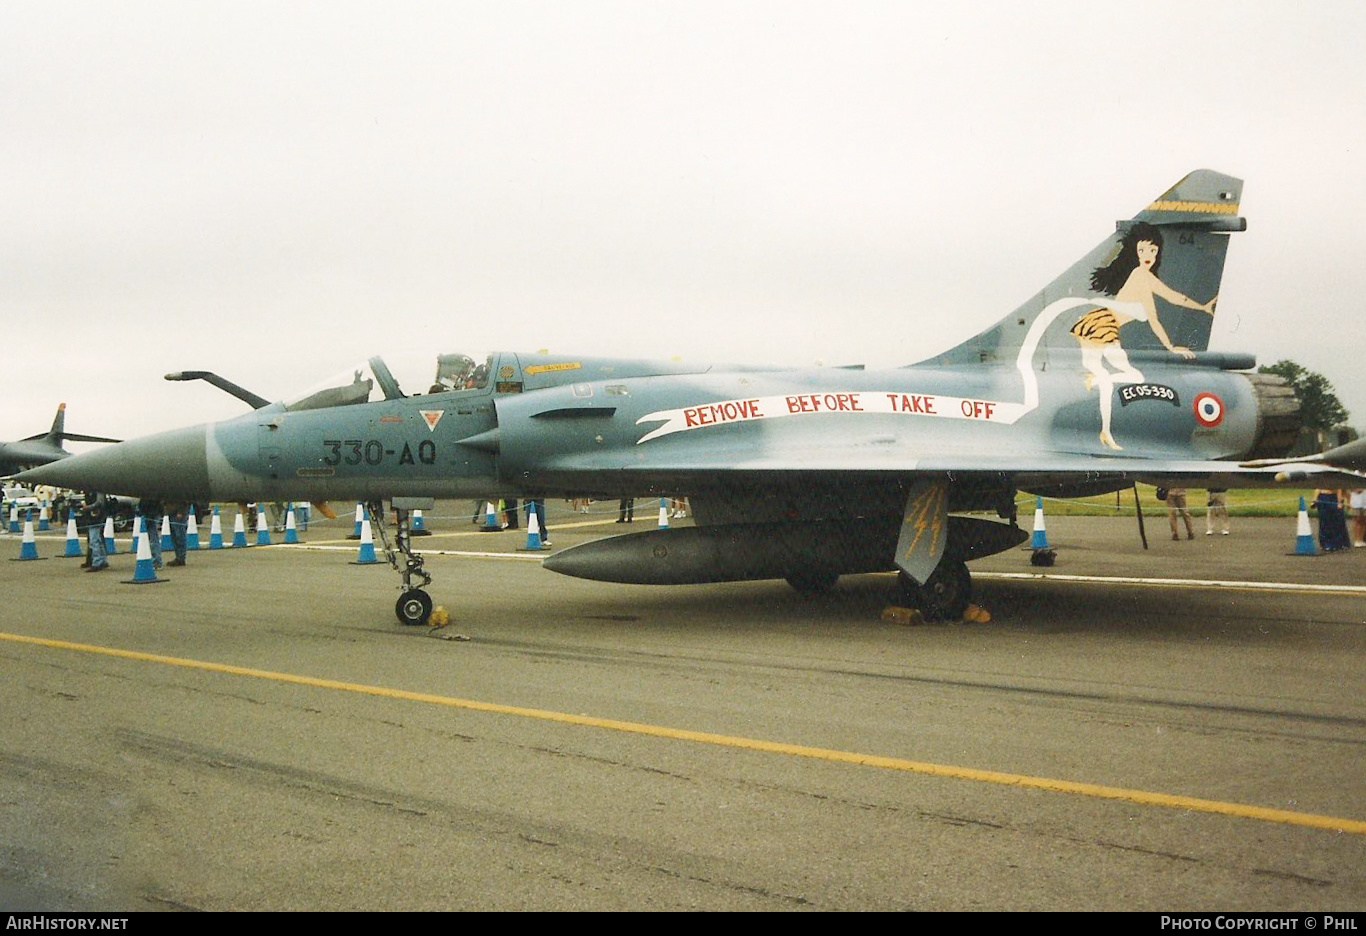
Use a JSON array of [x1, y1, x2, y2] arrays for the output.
[[922, 169, 1245, 370], [47, 403, 66, 444], [20, 404, 69, 444], [20, 403, 121, 446]]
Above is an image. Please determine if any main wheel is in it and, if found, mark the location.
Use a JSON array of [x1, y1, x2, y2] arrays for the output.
[[785, 570, 840, 596], [919, 560, 972, 621], [395, 589, 434, 626], [898, 561, 972, 621]]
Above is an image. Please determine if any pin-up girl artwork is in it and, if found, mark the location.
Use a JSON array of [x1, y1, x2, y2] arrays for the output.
[[1071, 222, 1217, 450]]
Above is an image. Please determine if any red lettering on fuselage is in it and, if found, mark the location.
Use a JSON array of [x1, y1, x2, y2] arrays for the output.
[[886, 393, 937, 414], [959, 399, 996, 420], [683, 399, 763, 428], [785, 393, 863, 414]]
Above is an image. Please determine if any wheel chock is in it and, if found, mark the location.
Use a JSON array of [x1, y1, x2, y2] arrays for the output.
[[881, 605, 925, 626]]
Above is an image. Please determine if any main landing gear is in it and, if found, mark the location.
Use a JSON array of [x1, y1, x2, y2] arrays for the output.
[[367, 500, 435, 626], [898, 558, 972, 622]]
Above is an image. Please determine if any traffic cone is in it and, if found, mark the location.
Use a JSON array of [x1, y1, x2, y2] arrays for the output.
[[8, 506, 18, 534], [411, 508, 430, 536], [122, 521, 165, 585], [209, 506, 224, 549], [481, 501, 501, 531], [187, 506, 200, 550], [131, 515, 144, 556], [1031, 497, 1050, 549], [658, 498, 670, 529], [284, 505, 300, 544], [1296, 497, 1318, 556], [351, 516, 379, 564], [103, 516, 117, 554], [38, 502, 50, 532], [348, 503, 364, 539], [524, 509, 544, 550], [232, 511, 248, 547], [63, 515, 82, 558], [160, 514, 173, 552], [256, 505, 271, 545], [15, 514, 41, 561]]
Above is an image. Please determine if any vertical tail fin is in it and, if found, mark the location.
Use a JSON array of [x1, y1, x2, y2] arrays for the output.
[[45, 403, 67, 444], [925, 169, 1245, 368], [34, 404, 120, 446]]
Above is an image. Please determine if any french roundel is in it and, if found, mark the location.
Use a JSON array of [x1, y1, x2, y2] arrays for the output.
[[1193, 392, 1224, 428]]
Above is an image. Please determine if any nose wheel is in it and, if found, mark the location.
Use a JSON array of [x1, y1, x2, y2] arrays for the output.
[[396, 589, 433, 627]]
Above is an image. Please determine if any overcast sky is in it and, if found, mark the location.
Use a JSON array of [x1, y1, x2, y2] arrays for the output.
[[3, 1, 1364, 446]]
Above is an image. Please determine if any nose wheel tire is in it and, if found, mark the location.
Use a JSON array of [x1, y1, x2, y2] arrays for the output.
[[396, 589, 434, 626]]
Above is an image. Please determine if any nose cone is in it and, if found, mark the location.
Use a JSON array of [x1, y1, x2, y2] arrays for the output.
[[17, 424, 210, 500]]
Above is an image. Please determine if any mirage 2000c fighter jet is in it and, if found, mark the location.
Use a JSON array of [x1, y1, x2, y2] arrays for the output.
[[1, 403, 119, 477], [21, 170, 1366, 626]]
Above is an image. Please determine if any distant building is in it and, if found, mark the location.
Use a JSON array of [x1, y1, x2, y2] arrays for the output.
[[1291, 424, 1359, 456]]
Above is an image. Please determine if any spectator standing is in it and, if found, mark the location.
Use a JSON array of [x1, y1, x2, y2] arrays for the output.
[[165, 502, 189, 566], [81, 491, 110, 572], [1166, 487, 1194, 541], [1349, 489, 1365, 548], [1205, 488, 1230, 536], [1314, 489, 1351, 552]]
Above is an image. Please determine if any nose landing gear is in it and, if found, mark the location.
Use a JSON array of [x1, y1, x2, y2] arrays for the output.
[[368, 499, 436, 626]]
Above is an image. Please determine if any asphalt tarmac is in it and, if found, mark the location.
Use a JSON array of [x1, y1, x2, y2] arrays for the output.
[[1, 503, 1363, 911]]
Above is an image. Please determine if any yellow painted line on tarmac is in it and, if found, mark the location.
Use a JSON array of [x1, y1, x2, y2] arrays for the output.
[[4, 629, 1365, 837]]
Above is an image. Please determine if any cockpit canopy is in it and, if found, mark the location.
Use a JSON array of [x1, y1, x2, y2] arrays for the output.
[[284, 353, 494, 412]]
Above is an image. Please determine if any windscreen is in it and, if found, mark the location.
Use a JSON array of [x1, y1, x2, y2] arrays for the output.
[[284, 353, 493, 411]]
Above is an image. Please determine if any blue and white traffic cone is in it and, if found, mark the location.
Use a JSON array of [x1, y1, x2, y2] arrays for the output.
[[349, 503, 364, 539], [187, 507, 200, 550], [231, 511, 248, 547], [525, 509, 544, 550], [284, 505, 300, 544], [256, 505, 271, 546], [1296, 497, 1318, 556], [103, 516, 117, 554], [351, 516, 379, 564], [131, 515, 144, 556], [122, 522, 165, 585], [160, 514, 173, 552], [209, 506, 224, 549], [38, 502, 50, 532], [482, 501, 501, 531], [8, 506, 18, 534], [63, 515, 82, 558], [411, 508, 430, 536], [1031, 497, 1050, 549], [658, 498, 670, 529], [16, 515, 40, 561]]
